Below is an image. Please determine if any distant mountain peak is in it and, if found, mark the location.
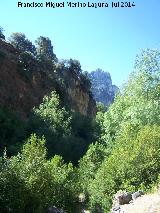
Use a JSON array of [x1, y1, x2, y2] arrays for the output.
[[88, 69, 119, 106]]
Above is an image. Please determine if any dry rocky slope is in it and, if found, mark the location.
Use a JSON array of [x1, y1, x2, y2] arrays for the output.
[[112, 191, 160, 213], [0, 39, 96, 118], [120, 193, 160, 213]]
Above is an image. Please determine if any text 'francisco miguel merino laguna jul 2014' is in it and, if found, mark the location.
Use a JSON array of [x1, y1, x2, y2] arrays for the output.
[[17, 2, 136, 8]]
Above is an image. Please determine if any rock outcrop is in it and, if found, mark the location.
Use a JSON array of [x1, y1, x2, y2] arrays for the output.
[[113, 191, 132, 206], [61, 69, 96, 117], [88, 69, 119, 107], [111, 190, 144, 213], [132, 190, 144, 200], [111, 192, 160, 213]]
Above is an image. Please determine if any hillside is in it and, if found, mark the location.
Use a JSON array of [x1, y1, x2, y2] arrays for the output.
[[0, 39, 96, 119]]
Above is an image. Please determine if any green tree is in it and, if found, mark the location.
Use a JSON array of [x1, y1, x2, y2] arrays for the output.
[[33, 91, 71, 137], [9, 32, 36, 55], [67, 59, 82, 77], [35, 36, 57, 62], [0, 26, 5, 39], [99, 49, 160, 152], [18, 134, 54, 212], [32, 91, 72, 160]]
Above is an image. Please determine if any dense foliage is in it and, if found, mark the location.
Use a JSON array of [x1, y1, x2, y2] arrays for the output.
[[30, 91, 98, 164], [0, 134, 78, 212]]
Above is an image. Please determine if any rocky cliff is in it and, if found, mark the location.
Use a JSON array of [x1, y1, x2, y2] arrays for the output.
[[0, 39, 96, 118], [88, 69, 119, 106], [60, 68, 96, 117]]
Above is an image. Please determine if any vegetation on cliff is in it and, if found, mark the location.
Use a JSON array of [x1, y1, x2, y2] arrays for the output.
[[0, 30, 97, 163]]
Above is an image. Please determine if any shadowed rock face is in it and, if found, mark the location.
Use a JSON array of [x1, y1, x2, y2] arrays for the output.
[[62, 70, 96, 117], [0, 39, 96, 118], [88, 69, 119, 106]]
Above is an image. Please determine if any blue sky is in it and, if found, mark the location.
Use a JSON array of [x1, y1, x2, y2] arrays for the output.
[[0, 0, 160, 86]]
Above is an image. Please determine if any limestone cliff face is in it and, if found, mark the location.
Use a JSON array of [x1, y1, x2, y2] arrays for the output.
[[64, 71, 96, 117], [0, 39, 96, 118]]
